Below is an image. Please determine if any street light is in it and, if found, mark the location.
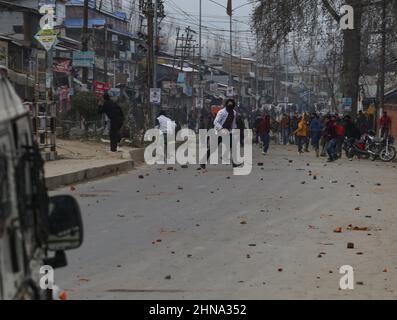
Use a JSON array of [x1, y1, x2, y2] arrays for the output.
[[206, 0, 254, 87]]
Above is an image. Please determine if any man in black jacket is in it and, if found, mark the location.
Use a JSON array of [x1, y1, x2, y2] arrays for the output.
[[344, 115, 361, 140], [99, 92, 124, 152]]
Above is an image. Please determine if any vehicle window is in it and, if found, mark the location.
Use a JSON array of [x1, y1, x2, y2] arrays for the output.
[[14, 131, 49, 250]]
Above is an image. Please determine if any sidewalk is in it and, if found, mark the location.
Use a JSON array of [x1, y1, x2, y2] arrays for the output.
[[45, 139, 145, 190]]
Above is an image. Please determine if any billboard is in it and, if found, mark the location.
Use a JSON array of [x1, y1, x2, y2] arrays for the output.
[[73, 51, 95, 68]]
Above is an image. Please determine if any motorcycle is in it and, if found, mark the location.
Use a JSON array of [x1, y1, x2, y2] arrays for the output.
[[344, 132, 396, 162], [366, 134, 396, 162], [344, 137, 371, 160]]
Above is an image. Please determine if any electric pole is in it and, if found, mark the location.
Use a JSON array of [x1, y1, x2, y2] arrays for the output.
[[82, 0, 89, 86], [104, 24, 108, 83], [284, 41, 288, 104], [141, 0, 165, 126], [153, 0, 158, 90], [147, 2, 154, 124], [229, 12, 233, 86], [379, 0, 386, 116], [255, 39, 259, 110], [199, 0, 203, 111]]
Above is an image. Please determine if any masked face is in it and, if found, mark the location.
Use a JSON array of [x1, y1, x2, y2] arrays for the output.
[[226, 103, 234, 112]]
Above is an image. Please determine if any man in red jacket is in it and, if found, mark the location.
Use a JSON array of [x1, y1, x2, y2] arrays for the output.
[[380, 111, 392, 139], [257, 114, 271, 155]]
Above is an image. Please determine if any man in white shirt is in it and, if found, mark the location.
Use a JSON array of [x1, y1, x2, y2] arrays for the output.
[[155, 110, 176, 162], [156, 110, 176, 135], [201, 99, 241, 169], [213, 99, 237, 134]]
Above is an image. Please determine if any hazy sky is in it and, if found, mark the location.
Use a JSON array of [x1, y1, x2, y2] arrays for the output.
[[163, 0, 256, 55], [165, 0, 253, 17]]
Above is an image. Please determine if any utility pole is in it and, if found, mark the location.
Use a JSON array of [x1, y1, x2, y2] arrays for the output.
[[104, 23, 108, 83], [199, 0, 203, 110], [284, 41, 288, 104], [92, 26, 96, 86], [113, 53, 116, 88], [378, 0, 387, 125], [171, 26, 196, 125], [229, 12, 233, 86], [82, 0, 89, 86], [172, 27, 180, 69], [255, 39, 259, 110], [181, 27, 194, 70], [145, 1, 154, 125], [141, 0, 165, 126], [173, 27, 195, 71], [153, 0, 158, 90]]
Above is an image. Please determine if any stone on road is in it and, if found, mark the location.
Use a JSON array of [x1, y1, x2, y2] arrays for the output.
[[54, 145, 397, 299]]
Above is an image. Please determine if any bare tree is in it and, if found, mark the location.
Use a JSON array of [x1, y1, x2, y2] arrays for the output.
[[252, 0, 368, 114]]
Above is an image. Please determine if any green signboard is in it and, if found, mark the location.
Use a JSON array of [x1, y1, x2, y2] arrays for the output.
[[72, 51, 95, 68]]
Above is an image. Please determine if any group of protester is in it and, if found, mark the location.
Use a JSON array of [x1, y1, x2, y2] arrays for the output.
[[98, 92, 393, 165], [255, 110, 393, 162]]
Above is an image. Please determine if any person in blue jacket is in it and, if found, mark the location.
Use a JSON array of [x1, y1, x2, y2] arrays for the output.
[[309, 113, 323, 157]]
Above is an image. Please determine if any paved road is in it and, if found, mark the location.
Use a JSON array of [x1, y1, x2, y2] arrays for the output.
[[54, 144, 397, 299]]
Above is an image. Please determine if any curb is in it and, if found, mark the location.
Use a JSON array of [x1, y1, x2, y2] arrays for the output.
[[45, 160, 135, 190], [129, 148, 145, 164]]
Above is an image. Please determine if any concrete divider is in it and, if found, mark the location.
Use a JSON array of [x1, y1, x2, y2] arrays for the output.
[[129, 148, 145, 164], [46, 160, 135, 190]]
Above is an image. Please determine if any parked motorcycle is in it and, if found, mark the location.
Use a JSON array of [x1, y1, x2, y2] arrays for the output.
[[366, 134, 396, 162], [344, 137, 371, 160], [344, 133, 396, 162]]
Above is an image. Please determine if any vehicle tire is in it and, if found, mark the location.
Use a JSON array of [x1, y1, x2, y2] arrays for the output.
[[346, 148, 355, 159], [359, 153, 371, 160], [380, 146, 396, 162]]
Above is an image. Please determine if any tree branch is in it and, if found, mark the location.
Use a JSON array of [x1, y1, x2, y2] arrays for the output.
[[321, 0, 340, 22]]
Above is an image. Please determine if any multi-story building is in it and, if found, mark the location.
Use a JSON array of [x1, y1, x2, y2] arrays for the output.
[[63, 0, 140, 93], [0, 0, 44, 99], [219, 53, 274, 109]]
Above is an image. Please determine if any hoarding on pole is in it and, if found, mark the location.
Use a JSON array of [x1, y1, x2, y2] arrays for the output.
[[34, 29, 58, 51], [342, 97, 353, 112], [93, 80, 110, 98], [227, 86, 235, 97], [150, 88, 161, 105], [72, 51, 95, 68]]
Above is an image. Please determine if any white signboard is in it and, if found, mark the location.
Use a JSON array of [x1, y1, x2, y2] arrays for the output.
[[150, 88, 161, 105], [210, 83, 218, 92], [227, 86, 235, 97]]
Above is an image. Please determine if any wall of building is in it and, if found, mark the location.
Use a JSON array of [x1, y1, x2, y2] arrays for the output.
[[66, 6, 127, 31], [0, 11, 23, 36], [13, 0, 39, 9]]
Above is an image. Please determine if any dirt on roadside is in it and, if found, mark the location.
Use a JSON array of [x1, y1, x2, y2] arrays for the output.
[[56, 139, 131, 160]]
